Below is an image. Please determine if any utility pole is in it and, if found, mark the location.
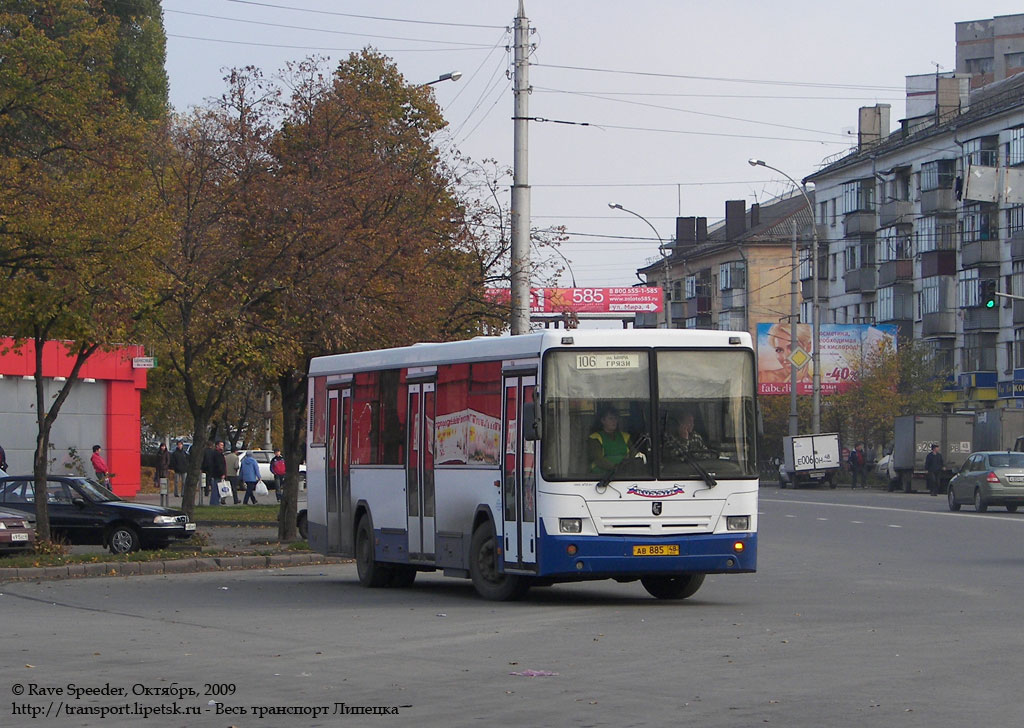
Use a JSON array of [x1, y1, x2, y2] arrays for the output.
[[789, 221, 799, 437], [510, 0, 531, 335]]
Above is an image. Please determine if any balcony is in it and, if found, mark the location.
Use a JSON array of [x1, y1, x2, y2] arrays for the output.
[[962, 306, 1000, 331], [922, 311, 956, 336], [844, 267, 877, 294], [920, 188, 956, 214], [1011, 232, 1024, 261], [878, 259, 913, 287], [878, 199, 914, 228], [669, 301, 686, 322], [843, 211, 877, 236], [800, 278, 826, 302], [720, 289, 746, 311], [961, 239, 1000, 267], [686, 296, 711, 318], [920, 250, 957, 278]]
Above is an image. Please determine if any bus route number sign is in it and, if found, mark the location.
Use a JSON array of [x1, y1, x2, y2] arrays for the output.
[[575, 353, 640, 370]]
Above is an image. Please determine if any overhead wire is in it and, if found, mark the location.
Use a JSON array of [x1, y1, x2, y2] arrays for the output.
[[222, 0, 508, 29]]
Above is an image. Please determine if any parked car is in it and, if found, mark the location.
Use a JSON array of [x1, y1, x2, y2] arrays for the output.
[[0, 475, 196, 553], [947, 451, 1024, 513], [247, 450, 306, 490], [0, 506, 35, 554]]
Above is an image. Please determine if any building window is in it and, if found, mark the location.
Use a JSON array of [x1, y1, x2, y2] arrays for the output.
[[878, 287, 893, 322], [842, 179, 875, 213], [684, 275, 696, 300], [878, 226, 912, 261], [962, 332, 997, 372], [1008, 127, 1024, 167], [921, 159, 956, 192], [1008, 205, 1024, 237], [829, 199, 837, 225], [1015, 329, 1024, 369], [958, 268, 980, 308], [964, 57, 994, 75], [921, 276, 941, 315], [963, 136, 998, 168], [1007, 52, 1024, 69], [962, 203, 997, 243], [917, 215, 956, 252]]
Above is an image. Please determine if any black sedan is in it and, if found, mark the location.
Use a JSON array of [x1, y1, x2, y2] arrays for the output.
[[0, 506, 35, 554], [0, 476, 196, 554]]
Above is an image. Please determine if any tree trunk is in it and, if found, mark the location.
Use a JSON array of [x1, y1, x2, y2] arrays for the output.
[[179, 414, 210, 519], [277, 369, 308, 542]]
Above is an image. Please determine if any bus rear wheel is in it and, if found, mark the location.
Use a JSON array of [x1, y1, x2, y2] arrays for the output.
[[641, 573, 705, 600], [469, 522, 529, 601], [355, 517, 393, 587]]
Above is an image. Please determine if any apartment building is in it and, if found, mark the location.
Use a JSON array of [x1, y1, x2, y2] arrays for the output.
[[805, 16, 1024, 411], [636, 193, 816, 346]]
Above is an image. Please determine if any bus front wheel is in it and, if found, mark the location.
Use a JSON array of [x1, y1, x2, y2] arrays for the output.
[[641, 573, 705, 600], [469, 523, 529, 601], [355, 517, 392, 588]]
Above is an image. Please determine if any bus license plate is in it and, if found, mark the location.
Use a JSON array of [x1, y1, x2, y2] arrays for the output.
[[633, 544, 679, 556]]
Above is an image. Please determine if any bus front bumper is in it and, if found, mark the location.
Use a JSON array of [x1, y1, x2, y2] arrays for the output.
[[536, 526, 757, 578]]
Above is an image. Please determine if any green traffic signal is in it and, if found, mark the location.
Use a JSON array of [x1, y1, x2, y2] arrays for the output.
[[981, 279, 998, 308]]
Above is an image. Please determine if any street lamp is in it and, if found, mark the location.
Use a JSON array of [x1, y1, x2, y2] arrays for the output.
[[748, 158, 821, 434], [609, 203, 671, 328], [419, 71, 463, 87]]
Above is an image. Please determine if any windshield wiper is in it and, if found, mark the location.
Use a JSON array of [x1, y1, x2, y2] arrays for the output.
[[676, 449, 717, 488]]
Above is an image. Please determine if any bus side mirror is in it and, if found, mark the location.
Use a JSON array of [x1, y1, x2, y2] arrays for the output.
[[523, 401, 541, 441]]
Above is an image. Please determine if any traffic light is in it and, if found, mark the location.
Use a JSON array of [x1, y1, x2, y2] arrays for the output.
[[980, 279, 998, 309]]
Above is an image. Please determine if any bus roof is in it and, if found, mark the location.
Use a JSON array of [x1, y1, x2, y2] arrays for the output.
[[308, 329, 752, 376]]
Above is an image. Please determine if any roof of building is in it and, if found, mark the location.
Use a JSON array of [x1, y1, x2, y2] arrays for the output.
[[637, 192, 813, 274], [806, 71, 1024, 182]]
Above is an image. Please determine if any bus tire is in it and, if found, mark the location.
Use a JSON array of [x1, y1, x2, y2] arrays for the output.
[[355, 517, 392, 588], [469, 522, 529, 601], [640, 573, 705, 600], [388, 565, 417, 588]]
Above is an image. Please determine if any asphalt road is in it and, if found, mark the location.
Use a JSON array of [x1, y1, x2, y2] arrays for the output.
[[2, 486, 1023, 727]]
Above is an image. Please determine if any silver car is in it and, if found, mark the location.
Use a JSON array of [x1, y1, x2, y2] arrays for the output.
[[947, 451, 1024, 513]]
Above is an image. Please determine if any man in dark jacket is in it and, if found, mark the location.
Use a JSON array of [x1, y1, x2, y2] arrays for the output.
[[925, 444, 944, 496], [169, 441, 188, 498], [848, 442, 867, 488], [202, 441, 228, 505]]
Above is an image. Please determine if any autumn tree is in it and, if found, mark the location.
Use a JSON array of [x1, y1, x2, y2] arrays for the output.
[[0, 0, 169, 539], [825, 338, 950, 454], [145, 68, 285, 516]]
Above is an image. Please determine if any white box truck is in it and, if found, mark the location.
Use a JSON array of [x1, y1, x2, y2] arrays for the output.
[[780, 433, 842, 489]]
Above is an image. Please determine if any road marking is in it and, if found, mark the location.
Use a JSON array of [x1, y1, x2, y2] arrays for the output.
[[761, 497, 1024, 524], [816, 518, 828, 521], [887, 524, 902, 528]]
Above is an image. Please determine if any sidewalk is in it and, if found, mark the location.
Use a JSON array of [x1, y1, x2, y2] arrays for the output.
[[0, 491, 334, 584]]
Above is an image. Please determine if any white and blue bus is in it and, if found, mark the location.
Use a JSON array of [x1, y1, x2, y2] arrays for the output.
[[305, 329, 758, 600]]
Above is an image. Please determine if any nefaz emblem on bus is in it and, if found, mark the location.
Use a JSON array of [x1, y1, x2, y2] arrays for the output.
[[627, 485, 685, 498], [652, 502, 662, 516]]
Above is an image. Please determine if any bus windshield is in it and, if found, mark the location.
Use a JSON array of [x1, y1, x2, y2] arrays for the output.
[[541, 348, 756, 482]]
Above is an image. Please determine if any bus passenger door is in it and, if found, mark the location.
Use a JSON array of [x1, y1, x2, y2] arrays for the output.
[[406, 381, 436, 560], [502, 375, 538, 570], [326, 388, 352, 555]]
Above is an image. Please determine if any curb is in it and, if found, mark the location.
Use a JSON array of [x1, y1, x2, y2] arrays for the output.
[[0, 553, 346, 584]]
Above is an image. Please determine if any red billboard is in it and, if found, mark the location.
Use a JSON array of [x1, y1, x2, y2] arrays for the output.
[[486, 287, 662, 314]]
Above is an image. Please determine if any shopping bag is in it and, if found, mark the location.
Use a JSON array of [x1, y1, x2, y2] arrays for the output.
[[255, 481, 269, 496], [217, 479, 233, 499]]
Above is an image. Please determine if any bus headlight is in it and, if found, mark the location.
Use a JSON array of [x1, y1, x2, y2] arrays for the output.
[[726, 516, 750, 531], [559, 518, 582, 534]]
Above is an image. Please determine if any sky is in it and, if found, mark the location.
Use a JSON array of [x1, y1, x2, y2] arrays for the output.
[[163, 0, 1024, 289]]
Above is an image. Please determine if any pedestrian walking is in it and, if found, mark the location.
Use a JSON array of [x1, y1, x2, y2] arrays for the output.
[[225, 447, 242, 505], [848, 442, 867, 488], [240, 450, 261, 505], [270, 449, 286, 502], [925, 443, 944, 496], [169, 441, 188, 498]]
